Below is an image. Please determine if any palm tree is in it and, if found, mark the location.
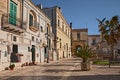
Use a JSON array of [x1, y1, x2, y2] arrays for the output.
[[76, 45, 94, 62], [97, 16, 120, 59], [76, 45, 95, 71]]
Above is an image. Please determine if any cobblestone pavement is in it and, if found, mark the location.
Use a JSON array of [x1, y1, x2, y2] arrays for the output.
[[0, 58, 120, 80]]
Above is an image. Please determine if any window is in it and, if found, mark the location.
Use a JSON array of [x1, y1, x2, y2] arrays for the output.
[[32, 36, 34, 41], [0, 50, 1, 59], [66, 43, 68, 50], [60, 43, 61, 48], [36, 38, 38, 42], [40, 39, 42, 43], [93, 39, 96, 43], [48, 39, 51, 49], [4, 51, 7, 57], [64, 45, 66, 49], [29, 14, 33, 26], [66, 29, 67, 34], [9, 0, 17, 25], [58, 19, 60, 27], [47, 27, 48, 34], [67, 30, 69, 36], [118, 49, 120, 54], [40, 26, 43, 32], [77, 33, 80, 40], [13, 36, 17, 41], [28, 47, 31, 52], [44, 47, 47, 58], [62, 22, 64, 31], [91, 39, 96, 45]]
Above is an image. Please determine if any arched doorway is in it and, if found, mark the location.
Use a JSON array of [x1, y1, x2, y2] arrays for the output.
[[76, 45, 82, 51]]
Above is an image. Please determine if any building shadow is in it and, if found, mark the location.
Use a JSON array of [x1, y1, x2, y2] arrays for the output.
[[2, 75, 120, 80]]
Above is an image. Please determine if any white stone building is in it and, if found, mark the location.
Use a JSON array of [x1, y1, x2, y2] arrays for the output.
[[0, 0, 53, 71]]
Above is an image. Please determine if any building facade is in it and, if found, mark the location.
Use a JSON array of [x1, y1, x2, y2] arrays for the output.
[[23, 0, 53, 63], [72, 29, 88, 55], [0, 0, 25, 71], [88, 35, 101, 49], [0, 0, 52, 71], [42, 6, 72, 60]]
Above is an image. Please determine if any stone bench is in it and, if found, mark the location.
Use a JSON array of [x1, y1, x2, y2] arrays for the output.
[[109, 58, 120, 68]]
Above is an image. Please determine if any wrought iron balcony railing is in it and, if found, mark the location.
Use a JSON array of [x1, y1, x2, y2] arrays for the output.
[[1, 14, 26, 34], [29, 20, 39, 32]]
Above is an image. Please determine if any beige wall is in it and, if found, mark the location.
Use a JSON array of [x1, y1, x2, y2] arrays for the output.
[[72, 29, 88, 54], [88, 35, 101, 47], [0, 0, 7, 14], [56, 7, 71, 59]]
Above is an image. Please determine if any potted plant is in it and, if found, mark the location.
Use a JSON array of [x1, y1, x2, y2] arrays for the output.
[[75, 45, 95, 71], [9, 64, 15, 70]]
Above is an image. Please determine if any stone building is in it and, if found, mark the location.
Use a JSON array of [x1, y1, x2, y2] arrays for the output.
[[0, 0, 52, 71], [0, 0, 25, 71], [72, 28, 88, 55], [88, 35, 101, 49], [42, 6, 72, 60]]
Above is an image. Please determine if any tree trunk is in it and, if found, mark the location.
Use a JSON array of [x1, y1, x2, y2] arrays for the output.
[[111, 45, 115, 59]]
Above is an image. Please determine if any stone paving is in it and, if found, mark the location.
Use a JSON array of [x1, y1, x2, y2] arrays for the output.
[[0, 58, 120, 80]]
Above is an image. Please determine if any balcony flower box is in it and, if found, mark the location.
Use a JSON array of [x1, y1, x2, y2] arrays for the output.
[[18, 54, 23, 56], [16, 53, 23, 56]]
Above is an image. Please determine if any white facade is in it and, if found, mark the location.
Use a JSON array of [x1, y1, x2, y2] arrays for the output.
[[23, 0, 51, 63], [0, 0, 52, 71]]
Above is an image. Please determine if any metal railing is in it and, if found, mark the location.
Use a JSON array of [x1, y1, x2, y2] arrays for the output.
[[2, 14, 26, 29], [29, 20, 39, 29]]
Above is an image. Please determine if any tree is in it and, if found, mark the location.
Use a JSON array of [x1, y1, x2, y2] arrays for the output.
[[76, 45, 94, 62], [75, 45, 95, 71], [97, 16, 120, 59]]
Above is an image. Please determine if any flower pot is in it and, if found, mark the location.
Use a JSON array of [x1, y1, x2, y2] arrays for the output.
[[81, 61, 92, 71], [10, 67, 14, 70], [9, 64, 15, 70]]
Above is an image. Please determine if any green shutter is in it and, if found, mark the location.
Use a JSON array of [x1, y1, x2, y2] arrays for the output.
[[9, 1, 17, 25]]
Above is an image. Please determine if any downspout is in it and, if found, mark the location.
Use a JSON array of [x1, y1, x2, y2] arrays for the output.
[[7, 0, 9, 14], [21, 0, 24, 29]]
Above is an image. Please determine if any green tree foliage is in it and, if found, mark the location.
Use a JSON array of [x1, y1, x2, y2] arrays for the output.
[[97, 16, 120, 59], [76, 45, 95, 63]]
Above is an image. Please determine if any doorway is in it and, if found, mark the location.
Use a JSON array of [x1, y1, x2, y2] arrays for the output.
[[31, 45, 35, 63], [11, 44, 18, 62]]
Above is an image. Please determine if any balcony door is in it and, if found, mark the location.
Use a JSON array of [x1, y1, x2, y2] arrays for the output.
[[9, 0, 17, 25]]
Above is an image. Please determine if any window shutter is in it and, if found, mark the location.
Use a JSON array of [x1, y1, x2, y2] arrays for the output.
[[9, 1, 17, 25]]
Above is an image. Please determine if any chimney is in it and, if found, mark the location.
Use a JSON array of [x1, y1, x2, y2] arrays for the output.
[[70, 22, 72, 28], [58, 7, 62, 12], [37, 4, 43, 9]]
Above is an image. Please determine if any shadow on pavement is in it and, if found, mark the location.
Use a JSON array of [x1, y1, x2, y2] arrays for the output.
[[43, 69, 83, 73], [98, 66, 120, 69], [67, 75, 120, 80], [3, 75, 120, 80], [41, 64, 74, 67]]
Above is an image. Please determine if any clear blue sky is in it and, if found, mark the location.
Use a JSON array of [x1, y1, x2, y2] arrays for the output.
[[32, 0, 120, 35]]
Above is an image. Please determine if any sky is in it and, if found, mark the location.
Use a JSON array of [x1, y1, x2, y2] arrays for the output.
[[32, 0, 120, 35]]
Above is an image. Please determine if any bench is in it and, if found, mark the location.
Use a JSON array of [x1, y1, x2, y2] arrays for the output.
[[109, 58, 120, 68]]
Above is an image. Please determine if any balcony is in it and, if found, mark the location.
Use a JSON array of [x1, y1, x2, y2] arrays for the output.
[[29, 21, 39, 32], [1, 14, 26, 34]]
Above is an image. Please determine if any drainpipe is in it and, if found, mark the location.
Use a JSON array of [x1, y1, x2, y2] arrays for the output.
[[21, 0, 24, 29]]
